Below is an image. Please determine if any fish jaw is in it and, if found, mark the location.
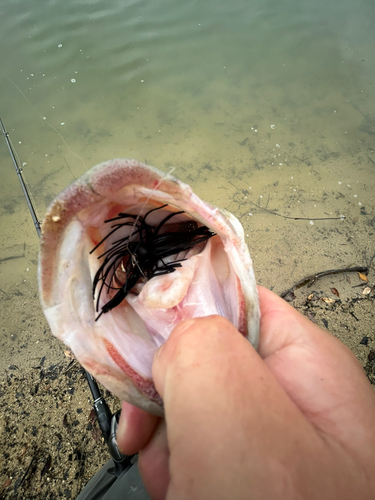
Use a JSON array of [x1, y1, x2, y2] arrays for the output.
[[38, 159, 259, 415]]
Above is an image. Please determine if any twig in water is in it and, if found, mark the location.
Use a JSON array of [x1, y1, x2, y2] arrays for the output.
[[62, 359, 77, 374], [280, 266, 368, 299], [16, 453, 38, 490], [228, 181, 345, 221], [64, 157, 77, 180], [240, 199, 345, 221], [265, 193, 270, 210]]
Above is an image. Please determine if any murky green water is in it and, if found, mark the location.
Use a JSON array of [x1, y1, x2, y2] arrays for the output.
[[0, 0, 374, 348]]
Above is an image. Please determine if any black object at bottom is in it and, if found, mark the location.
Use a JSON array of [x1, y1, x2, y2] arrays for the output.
[[76, 455, 150, 500]]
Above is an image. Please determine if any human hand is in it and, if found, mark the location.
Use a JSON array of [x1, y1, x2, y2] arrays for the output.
[[116, 286, 375, 499]]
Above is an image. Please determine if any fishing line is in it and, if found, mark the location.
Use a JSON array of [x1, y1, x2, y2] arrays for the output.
[[128, 165, 176, 236], [127, 166, 176, 240], [3, 73, 87, 173]]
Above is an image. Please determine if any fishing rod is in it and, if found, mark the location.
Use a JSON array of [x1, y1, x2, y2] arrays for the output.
[[0, 116, 131, 469], [0, 118, 41, 237]]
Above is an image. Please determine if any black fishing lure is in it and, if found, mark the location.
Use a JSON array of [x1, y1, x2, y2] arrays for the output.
[[91, 204, 215, 320]]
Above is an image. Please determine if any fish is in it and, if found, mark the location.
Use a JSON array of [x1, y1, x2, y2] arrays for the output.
[[38, 159, 259, 416]]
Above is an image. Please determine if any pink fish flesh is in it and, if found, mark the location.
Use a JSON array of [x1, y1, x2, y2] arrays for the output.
[[38, 159, 259, 416]]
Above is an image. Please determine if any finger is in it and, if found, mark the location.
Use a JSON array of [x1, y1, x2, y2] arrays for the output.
[[116, 401, 159, 456], [138, 419, 169, 500], [152, 315, 332, 499], [257, 286, 375, 463]]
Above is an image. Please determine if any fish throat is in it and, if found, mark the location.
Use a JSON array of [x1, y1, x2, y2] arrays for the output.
[[90, 204, 215, 320]]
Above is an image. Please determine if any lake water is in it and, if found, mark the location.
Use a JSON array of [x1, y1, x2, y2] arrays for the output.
[[0, 0, 374, 365]]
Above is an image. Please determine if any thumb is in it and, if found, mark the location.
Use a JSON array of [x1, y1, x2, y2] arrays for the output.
[[151, 315, 324, 499]]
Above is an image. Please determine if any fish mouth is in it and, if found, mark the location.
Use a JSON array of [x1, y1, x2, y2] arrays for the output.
[[89, 203, 216, 321], [39, 159, 259, 415], [80, 196, 247, 356]]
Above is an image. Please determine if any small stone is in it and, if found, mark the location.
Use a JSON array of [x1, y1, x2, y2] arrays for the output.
[[360, 336, 370, 346]]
